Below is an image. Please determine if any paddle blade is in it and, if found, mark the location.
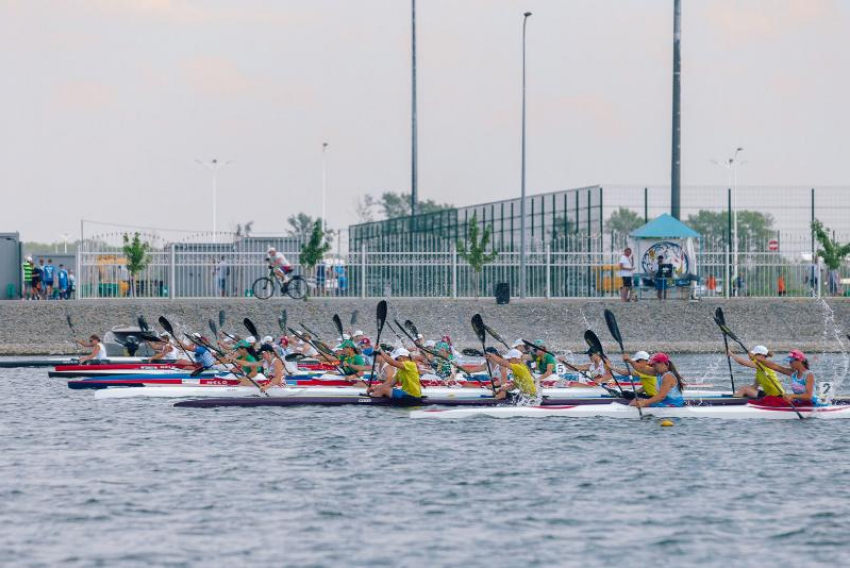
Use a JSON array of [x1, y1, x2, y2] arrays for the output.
[[714, 307, 726, 326], [332, 314, 344, 338], [584, 330, 604, 356], [244, 318, 259, 339], [218, 310, 226, 328], [284, 353, 305, 362], [350, 309, 359, 327], [279, 309, 288, 332], [603, 309, 624, 350], [190, 366, 206, 377], [158, 316, 175, 337], [462, 348, 484, 357], [482, 324, 509, 349], [376, 300, 388, 333], [471, 314, 486, 345], [66, 314, 75, 332], [208, 319, 218, 337], [138, 315, 150, 332], [404, 320, 419, 340]]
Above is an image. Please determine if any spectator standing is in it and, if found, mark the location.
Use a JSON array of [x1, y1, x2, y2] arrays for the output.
[[68, 270, 76, 299], [706, 274, 717, 297], [777, 274, 786, 297], [335, 265, 348, 297], [213, 257, 229, 297], [32, 259, 44, 300], [43, 259, 56, 299], [22, 256, 34, 300], [315, 263, 326, 297], [618, 247, 635, 302], [654, 255, 673, 300], [58, 264, 69, 299]]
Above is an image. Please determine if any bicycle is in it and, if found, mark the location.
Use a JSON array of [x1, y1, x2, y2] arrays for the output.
[[252, 265, 308, 300]]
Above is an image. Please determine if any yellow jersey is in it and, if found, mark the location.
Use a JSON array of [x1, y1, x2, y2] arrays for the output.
[[509, 363, 537, 397], [396, 360, 422, 398], [634, 370, 657, 396], [755, 364, 784, 396]]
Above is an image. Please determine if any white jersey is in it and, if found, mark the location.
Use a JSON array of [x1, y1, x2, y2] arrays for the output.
[[269, 251, 290, 267], [619, 254, 634, 278], [94, 342, 108, 360]]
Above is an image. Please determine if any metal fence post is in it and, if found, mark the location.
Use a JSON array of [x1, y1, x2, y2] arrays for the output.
[[360, 244, 367, 298], [545, 243, 551, 298], [169, 244, 176, 300], [451, 243, 457, 298]]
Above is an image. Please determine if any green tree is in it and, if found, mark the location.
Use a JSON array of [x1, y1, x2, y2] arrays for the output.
[[121, 232, 151, 297], [358, 192, 454, 220], [686, 209, 775, 250], [300, 221, 331, 273], [286, 213, 318, 242], [457, 214, 498, 297], [813, 221, 850, 296], [605, 207, 644, 235]]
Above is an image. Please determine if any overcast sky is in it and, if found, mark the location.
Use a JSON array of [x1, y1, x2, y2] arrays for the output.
[[1, 0, 848, 243]]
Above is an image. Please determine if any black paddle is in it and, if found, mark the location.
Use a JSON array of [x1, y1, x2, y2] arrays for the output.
[[219, 309, 226, 329], [138, 315, 149, 333], [403, 320, 420, 342], [350, 309, 359, 328], [332, 314, 345, 340], [482, 324, 512, 350], [584, 330, 627, 397], [185, 334, 269, 396], [604, 310, 643, 417], [714, 307, 737, 393], [208, 318, 218, 338], [158, 316, 205, 376], [462, 348, 484, 357], [471, 314, 499, 396], [367, 301, 388, 389], [279, 309, 287, 333], [384, 321, 406, 345], [244, 317, 259, 339], [713, 312, 803, 419], [519, 339, 615, 394]]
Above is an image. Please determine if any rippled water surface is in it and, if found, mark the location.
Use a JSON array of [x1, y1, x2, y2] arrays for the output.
[[3, 355, 850, 567]]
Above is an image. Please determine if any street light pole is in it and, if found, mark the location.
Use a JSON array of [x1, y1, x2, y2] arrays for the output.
[[322, 142, 329, 232], [196, 159, 231, 243], [520, 11, 532, 299], [712, 147, 744, 292], [411, 0, 418, 217]]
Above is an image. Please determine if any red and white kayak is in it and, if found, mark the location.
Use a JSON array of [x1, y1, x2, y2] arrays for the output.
[[411, 400, 850, 420], [91, 381, 732, 400], [49, 361, 336, 378]]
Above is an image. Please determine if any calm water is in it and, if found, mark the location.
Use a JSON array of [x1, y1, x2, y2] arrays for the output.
[[3, 354, 850, 567]]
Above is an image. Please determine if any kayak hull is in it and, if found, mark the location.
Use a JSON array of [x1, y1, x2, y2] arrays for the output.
[[410, 401, 850, 420]]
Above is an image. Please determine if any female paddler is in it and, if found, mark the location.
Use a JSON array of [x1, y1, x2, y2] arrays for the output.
[[750, 349, 817, 405], [485, 349, 537, 400], [727, 345, 786, 401], [77, 334, 108, 364], [630, 353, 685, 408], [606, 351, 657, 398], [368, 348, 422, 400], [565, 349, 614, 385]]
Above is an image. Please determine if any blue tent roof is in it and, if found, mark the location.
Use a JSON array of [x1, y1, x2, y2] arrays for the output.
[[630, 213, 700, 239]]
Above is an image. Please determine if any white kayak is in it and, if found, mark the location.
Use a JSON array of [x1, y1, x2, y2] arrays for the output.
[[410, 401, 850, 420], [93, 383, 732, 400]]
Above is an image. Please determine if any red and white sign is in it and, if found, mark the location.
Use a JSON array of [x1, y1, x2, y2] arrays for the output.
[[768, 239, 779, 252]]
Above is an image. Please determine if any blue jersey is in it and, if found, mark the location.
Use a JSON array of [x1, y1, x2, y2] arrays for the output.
[[195, 346, 216, 368], [43, 265, 55, 282], [650, 373, 685, 407], [58, 269, 69, 289]]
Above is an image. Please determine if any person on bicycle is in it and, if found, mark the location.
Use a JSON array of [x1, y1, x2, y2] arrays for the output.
[[267, 247, 293, 280]]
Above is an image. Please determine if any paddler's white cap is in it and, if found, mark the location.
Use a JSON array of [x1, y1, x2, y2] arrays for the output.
[[505, 349, 523, 360], [633, 351, 650, 361], [245, 335, 256, 344], [262, 335, 274, 344], [391, 347, 411, 359], [159, 331, 170, 338], [424, 339, 436, 348], [191, 332, 201, 339], [751, 345, 770, 356], [416, 334, 423, 339], [353, 330, 365, 337], [511, 338, 525, 348]]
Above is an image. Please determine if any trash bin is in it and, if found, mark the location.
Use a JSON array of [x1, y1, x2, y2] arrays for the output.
[[495, 282, 510, 305]]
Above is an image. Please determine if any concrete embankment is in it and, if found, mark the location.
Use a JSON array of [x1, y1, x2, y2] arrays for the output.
[[0, 297, 848, 356]]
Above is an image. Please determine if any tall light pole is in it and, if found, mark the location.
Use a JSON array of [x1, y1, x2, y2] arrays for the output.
[[59, 233, 71, 254], [519, 11, 532, 298], [411, 0, 418, 217], [322, 142, 329, 232], [195, 158, 231, 243], [671, 0, 682, 219], [712, 147, 745, 291]]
